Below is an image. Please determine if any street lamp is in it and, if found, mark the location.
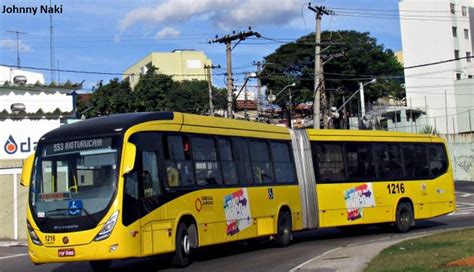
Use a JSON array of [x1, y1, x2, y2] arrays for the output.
[[337, 79, 376, 118], [270, 82, 296, 127]]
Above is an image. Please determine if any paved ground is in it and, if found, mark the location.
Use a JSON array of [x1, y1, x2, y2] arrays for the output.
[[293, 180, 474, 272], [1, 181, 473, 272]]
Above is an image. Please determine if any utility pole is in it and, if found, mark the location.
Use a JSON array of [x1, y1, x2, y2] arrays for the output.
[[342, 95, 347, 129], [253, 61, 263, 118], [204, 64, 221, 116], [445, 89, 449, 134], [50, 0, 56, 82], [209, 28, 261, 118], [6, 30, 27, 68], [308, 4, 333, 129]]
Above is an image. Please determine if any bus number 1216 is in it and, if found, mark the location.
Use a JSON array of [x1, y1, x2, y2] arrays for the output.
[[387, 183, 405, 194]]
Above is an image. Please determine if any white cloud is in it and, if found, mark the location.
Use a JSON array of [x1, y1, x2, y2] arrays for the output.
[[156, 27, 181, 39], [118, 0, 304, 32], [0, 39, 32, 52]]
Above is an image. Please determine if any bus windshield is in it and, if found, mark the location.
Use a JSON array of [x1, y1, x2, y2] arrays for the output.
[[30, 137, 119, 223]]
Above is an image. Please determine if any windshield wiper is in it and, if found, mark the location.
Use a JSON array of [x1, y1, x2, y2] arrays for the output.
[[39, 208, 69, 224], [81, 207, 98, 225], [38, 207, 97, 225]]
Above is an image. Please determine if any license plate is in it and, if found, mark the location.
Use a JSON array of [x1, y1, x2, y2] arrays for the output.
[[58, 248, 75, 257]]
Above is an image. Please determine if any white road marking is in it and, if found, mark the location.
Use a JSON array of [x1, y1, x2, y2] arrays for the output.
[[0, 253, 28, 260], [455, 192, 473, 198], [289, 247, 342, 272]]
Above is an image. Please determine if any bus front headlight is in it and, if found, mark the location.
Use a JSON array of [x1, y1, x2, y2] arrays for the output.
[[27, 221, 43, 246], [94, 211, 119, 241]]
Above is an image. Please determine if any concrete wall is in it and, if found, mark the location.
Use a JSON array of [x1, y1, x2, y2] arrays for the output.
[[0, 169, 27, 240], [443, 133, 474, 181]]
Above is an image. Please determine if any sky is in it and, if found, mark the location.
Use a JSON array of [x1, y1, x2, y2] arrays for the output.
[[0, 0, 402, 90]]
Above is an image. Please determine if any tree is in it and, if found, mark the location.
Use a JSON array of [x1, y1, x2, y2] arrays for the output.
[[131, 66, 173, 112], [76, 66, 228, 117], [170, 80, 228, 114], [77, 78, 132, 118], [260, 31, 404, 112]]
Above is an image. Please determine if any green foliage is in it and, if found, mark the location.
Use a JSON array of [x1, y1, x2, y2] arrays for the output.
[[77, 78, 133, 118], [76, 66, 227, 118], [171, 80, 208, 114], [260, 30, 404, 109], [421, 125, 440, 135], [131, 66, 173, 112], [366, 228, 474, 271]]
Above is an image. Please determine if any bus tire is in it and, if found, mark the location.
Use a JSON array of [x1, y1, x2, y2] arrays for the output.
[[275, 210, 292, 247], [89, 260, 111, 272], [394, 202, 413, 233], [172, 222, 192, 268]]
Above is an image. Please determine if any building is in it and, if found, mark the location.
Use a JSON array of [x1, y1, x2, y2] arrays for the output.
[[395, 51, 404, 65], [0, 65, 45, 85], [399, 0, 474, 134], [123, 50, 212, 89], [0, 68, 79, 240]]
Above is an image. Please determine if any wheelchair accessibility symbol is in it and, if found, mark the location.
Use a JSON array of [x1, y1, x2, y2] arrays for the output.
[[68, 200, 83, 216]]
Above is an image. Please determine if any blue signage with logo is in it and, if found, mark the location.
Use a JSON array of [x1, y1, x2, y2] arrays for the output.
[[68, 200, 83, 216]]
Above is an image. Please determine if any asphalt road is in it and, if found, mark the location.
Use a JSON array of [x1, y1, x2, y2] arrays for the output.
[[1, 181, 473, 272]]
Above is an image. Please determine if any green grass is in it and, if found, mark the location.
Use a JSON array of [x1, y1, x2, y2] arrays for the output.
[[365, 228, 474, 272]]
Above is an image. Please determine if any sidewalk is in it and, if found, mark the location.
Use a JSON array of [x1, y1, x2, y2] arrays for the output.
[[0, 240, 27, 247], [291, 233, 431, 272]]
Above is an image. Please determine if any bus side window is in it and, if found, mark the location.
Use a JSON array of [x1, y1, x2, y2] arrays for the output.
[[192, 136, 223, 186], [313, 142, 346, 183], [249, 140, 274, 184], [232, 138, 254, 185], [142, 151, 160, 197], [164, 135, 195, 187], [218, 138, 238, 185], [428, 144, 448, 178], [374, 144, 403, 180], [346, 143, 375, 181], [401, 144, 429, 179], [271, 141, 296, 183]]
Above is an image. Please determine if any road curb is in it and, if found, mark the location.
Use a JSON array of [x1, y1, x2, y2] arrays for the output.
[[0, 241, 27, 247]]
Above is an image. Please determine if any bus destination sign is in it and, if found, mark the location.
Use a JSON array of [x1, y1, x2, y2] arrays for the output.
[[45, 138, 112, 155]]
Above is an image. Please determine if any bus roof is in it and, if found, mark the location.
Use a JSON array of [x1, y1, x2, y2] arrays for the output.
[[41, 112, 174, 142], [306, 128, 442, 143]]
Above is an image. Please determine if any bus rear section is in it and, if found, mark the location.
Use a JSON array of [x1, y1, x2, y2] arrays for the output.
[[305, 129, 455, 232]]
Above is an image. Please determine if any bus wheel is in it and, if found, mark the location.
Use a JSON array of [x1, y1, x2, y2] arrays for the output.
[[172, 222, 192, 268], [275, 210, 292, 247], [394, 202, 413, 233], [89, 260, 111, 272]]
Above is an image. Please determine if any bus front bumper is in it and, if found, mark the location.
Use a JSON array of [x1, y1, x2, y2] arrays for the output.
[[28, 240, 136, 264]]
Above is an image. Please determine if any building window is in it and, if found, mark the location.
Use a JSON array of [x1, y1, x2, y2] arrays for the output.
[[454, 50, 460, 59], [456, 73, 462, 80], [452, 27, 457, 37], [467, 52, 472, 62], [462, 6, 467, 16], [450, 3, 456, 14], [465, 29, 470, 39]]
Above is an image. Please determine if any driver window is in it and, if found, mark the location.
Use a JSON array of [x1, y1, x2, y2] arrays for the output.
[[142, 151, 160, 197]]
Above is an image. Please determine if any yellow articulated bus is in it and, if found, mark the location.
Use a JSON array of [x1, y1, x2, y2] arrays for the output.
[[20, 112, 455, 270]]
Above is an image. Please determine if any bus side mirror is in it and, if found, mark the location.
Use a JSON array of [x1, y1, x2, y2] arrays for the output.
[[122, 142, 137, 175], [21, 154, 35, 187]]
